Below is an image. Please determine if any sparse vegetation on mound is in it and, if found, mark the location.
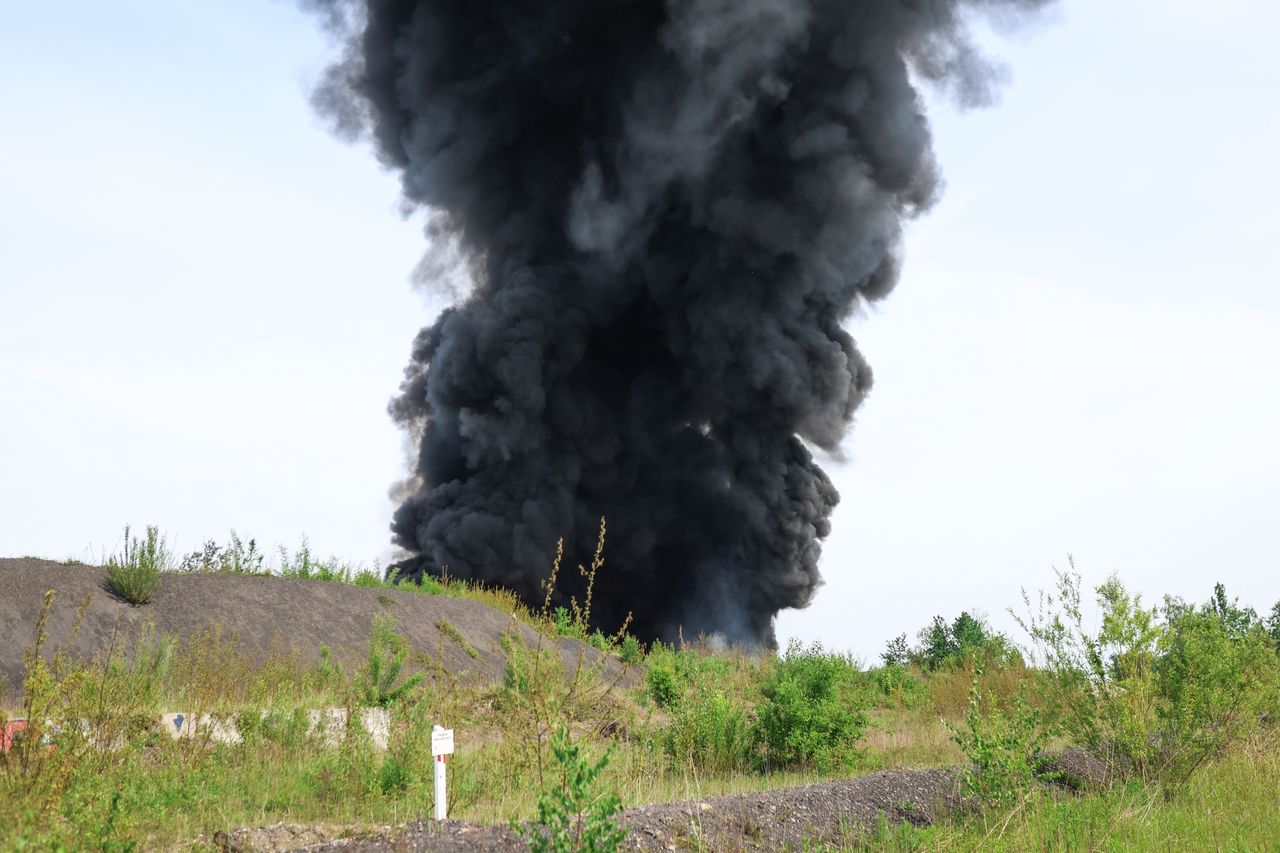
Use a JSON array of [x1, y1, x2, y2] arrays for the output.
[[2, 534, 1279, 850], [104, 524, 169, 605]]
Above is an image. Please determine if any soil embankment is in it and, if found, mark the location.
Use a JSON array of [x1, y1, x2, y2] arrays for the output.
[[0, 557, 605, 697]]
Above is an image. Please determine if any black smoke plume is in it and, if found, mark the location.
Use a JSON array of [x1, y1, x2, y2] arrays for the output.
[[307, 0, 1051, 646]]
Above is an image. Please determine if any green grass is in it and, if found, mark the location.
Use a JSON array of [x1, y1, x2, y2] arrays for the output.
[[4, 600, 1276, 850], [853, 736, 1280, 851], [101, 524, 539, 627], [436, 619, 480, 659], [9, 539, 1280, 850]]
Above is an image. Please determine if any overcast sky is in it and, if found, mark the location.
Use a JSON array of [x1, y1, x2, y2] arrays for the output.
[[2, 0, 1276, 660]]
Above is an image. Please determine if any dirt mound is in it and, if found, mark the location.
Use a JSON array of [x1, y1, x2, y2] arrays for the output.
[[0, 558, 613, 698], [1036, 747, 1112, 790], [220, 768, 961, 851], [215, 751, 1121, 851]]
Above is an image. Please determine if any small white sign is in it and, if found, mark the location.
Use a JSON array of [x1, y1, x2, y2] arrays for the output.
[[431, 726, 455, 756]]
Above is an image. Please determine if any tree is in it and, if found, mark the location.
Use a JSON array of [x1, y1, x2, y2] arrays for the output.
[[919, 616, 957, 671], [1206, 582, 1259, 640], [951, 612, 988, 652], [880, 633, 910, 668], [1267, 601, 1280, 652]]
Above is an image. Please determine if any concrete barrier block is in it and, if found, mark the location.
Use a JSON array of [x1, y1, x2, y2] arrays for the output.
[[159, 712, 242, 745], [361, 708, 390, 750], [307, 708, 346, 746], [157, 708, 389, 750]]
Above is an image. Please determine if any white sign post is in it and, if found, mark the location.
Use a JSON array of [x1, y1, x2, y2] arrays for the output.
[[431, 725, 455, 821]]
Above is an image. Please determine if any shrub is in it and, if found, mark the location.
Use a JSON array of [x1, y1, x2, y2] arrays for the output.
[[553, 607, 584, 640], [308, 644, 346, 695], [78, 622, 175, 713], [517, 725, 626, 853], [378, 753, 411, 795], [105, 525, 169, 605], [753, 640, 866, 771], [352, 569, 385, 587], [872, 664, 928, 710], [948, 668, 1046, 807], [501, 634, 560, 702], [1017, 564, 1280, 783], [178, 530, 264, 574], [278, 537, 363, 582], [2, 592, 162, 847], [1156, 607, 1280, 781], [1016, 566, 1163, 777], [644, 664, 682, 709], [356, 615, 423, 708], [639, 642, 752, 713], [881, 633, 911, 668], [237, 707, 314, 751], [664, 687, 753, 774], [618, 635, 643, 666]]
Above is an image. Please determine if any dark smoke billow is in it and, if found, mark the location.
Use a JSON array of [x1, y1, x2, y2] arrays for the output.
[[307, 0, 1050, 646]]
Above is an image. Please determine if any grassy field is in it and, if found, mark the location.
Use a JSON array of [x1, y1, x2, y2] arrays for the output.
[[3, 533, 1279, 850], [853, 736, 1280, 851]]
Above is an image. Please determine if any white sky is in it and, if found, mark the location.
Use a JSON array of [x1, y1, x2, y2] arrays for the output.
[[1, 0, 1276, 660]]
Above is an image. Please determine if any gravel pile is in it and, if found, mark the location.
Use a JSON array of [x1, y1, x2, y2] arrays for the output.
[[218, 767, 963, 852], [216, 750, 1114, 852]]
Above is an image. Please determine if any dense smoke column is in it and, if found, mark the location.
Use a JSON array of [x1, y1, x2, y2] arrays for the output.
[[309, 0, 1050, 646]]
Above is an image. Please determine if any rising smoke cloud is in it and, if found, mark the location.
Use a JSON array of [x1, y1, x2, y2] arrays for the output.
[[307, 0, 1051, 646]]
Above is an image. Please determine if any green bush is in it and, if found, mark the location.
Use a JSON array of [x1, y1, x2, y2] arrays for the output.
[[644, 664, 681, 710], [178, 531, 264, 574], [352, 570, 385, 587], [1017, 566, 1164, 778], [1017, 564, 1280, 783], [278, 537, 365, 582], [948, 668, 1046, 807], [237, 707, 314, 750], [753, 640, 866, 771], [77, 623, 174, 713], [517, 725, 626, 853], [105, 525, 169, 605], [618, 635, 643, 665], [500, 634, 565, 706], [356, 615, 423, 708], [378, 753, 411, 795], [872, 664, 928, 709], [1156, 607, 1280, 781], [552, 607, 584, 640], [664, 687, 753, 774]]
